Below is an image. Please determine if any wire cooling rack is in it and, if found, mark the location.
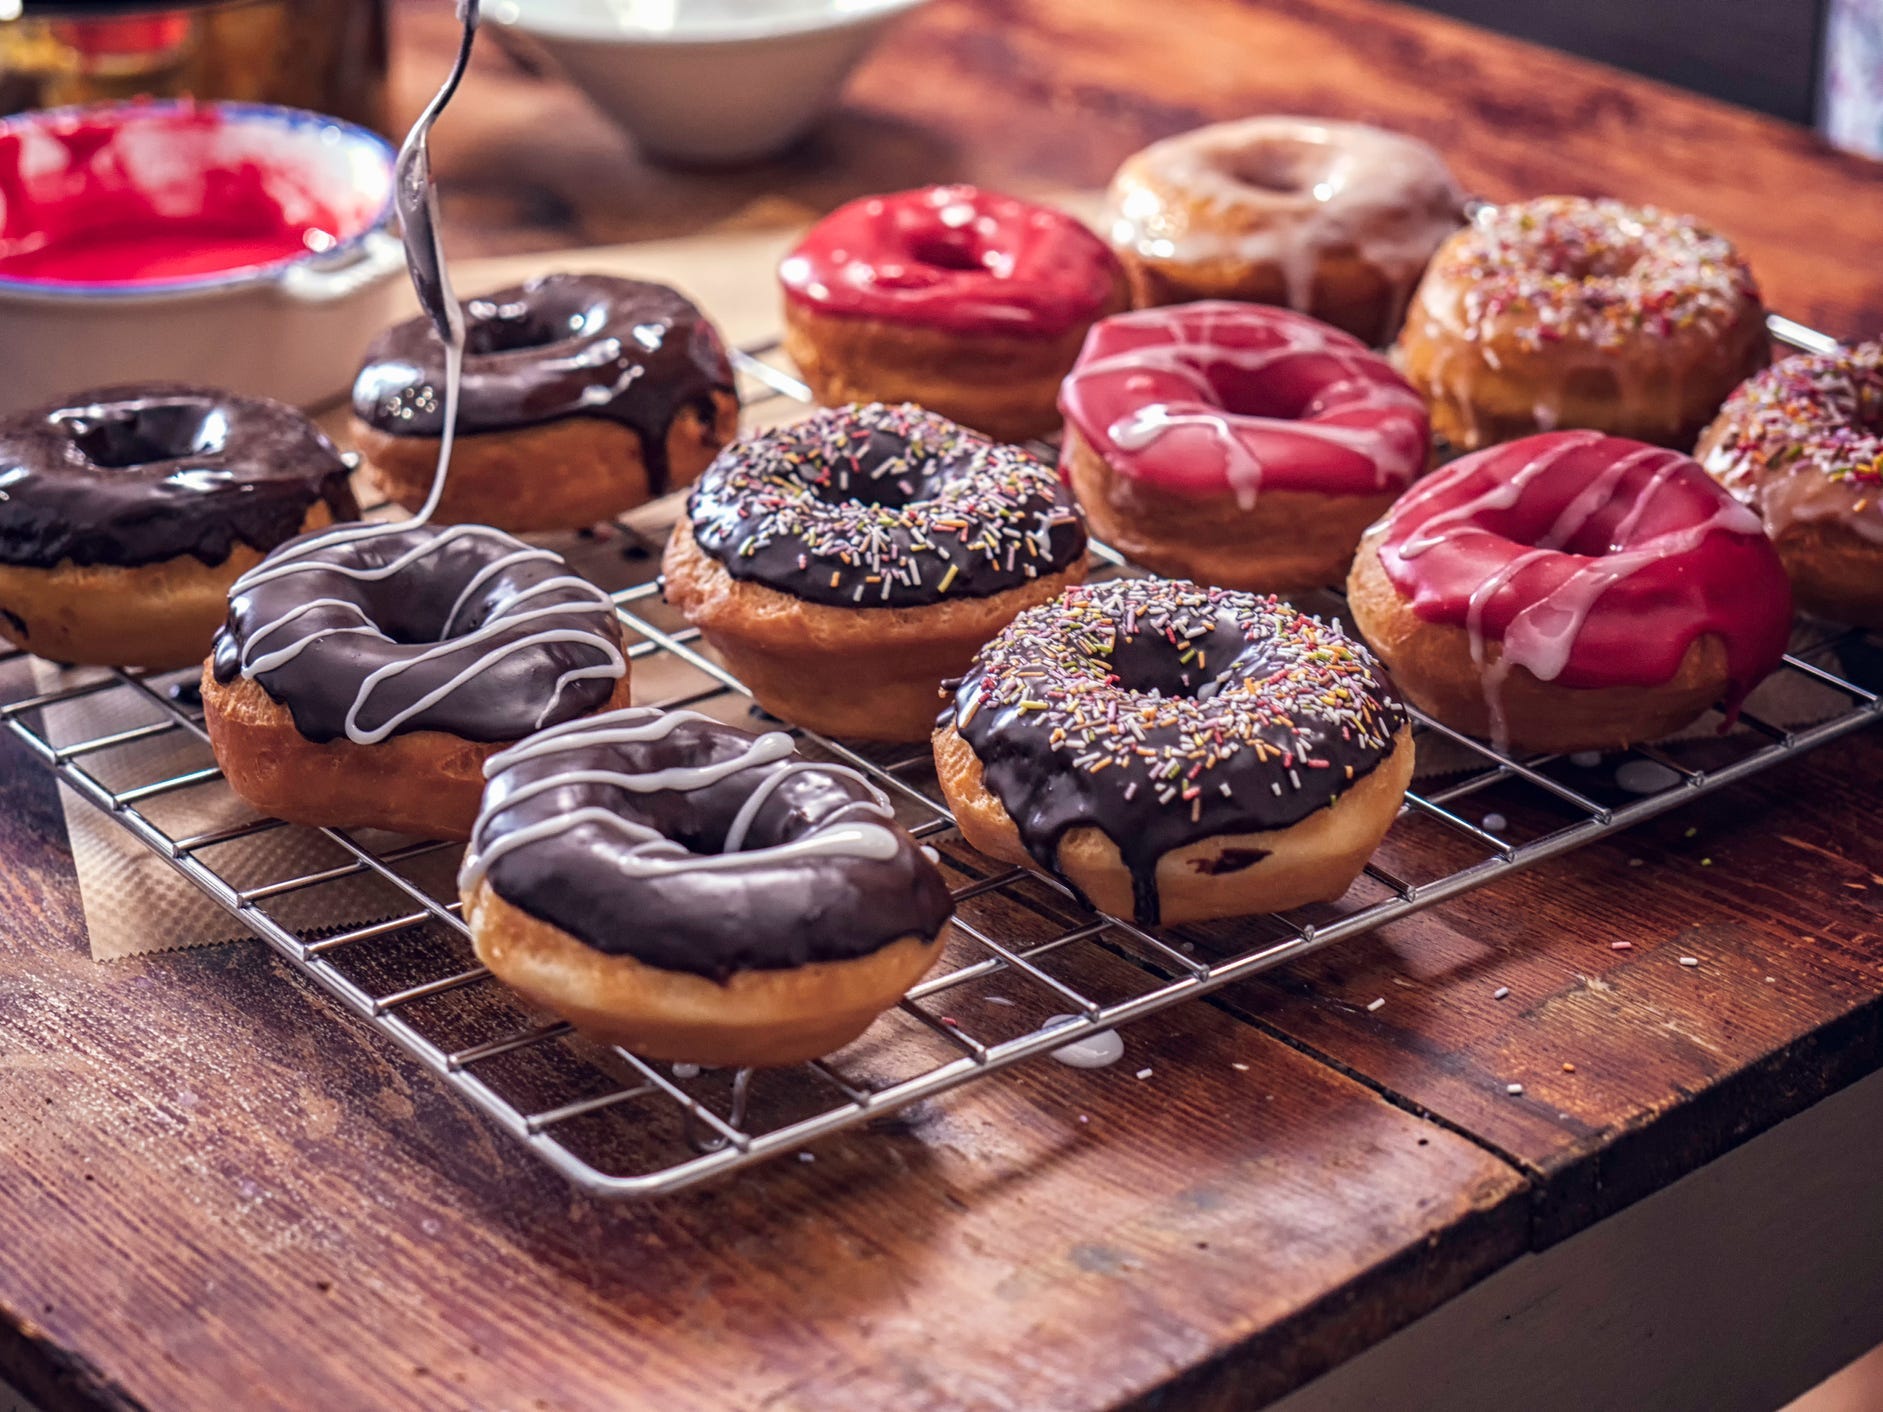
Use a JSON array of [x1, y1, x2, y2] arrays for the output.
[[3, 313, 1879, 1200]]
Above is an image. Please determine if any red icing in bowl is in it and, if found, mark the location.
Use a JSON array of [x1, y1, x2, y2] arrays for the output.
[[1059, 302, 1429, 505], [1374, 430, 1792, 707], [0, 105, 355, 287], [778, 185, 1123, 339]]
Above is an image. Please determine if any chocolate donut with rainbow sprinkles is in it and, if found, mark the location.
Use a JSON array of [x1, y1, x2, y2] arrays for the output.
[[934, 578, 1412, 927], [664, 403, 1088, 742], [1398, 196, 1768, 450]]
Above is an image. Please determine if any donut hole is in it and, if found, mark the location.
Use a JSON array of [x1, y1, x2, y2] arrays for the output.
[[906, 229, 988, 273], [465, 289, 606, 355], [1217, 138, 1337, 197], [1107, 613, 1249, 699], [801, 426, 971, 510], [54, 397, 228, 467]]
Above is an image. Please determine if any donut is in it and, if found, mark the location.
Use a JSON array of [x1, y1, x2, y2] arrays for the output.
[[1398, 196, 1769, 451], [663, 403, 1089, 742], [1696, 344, 1883, 627], [204, 521, 631, 840], [1347, 431, 1793, 754], [0, 385, 356, 670], [778, 186, 1130, 442], [351, 273, 740, 531], [1058, 302, 1430, 592], [933, 578, 1412, 927], [1104, 117, 1463, 346], [459, 707, 953, 1067]]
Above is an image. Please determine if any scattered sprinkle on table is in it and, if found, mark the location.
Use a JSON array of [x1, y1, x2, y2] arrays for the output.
[[1684, 827, 1698, 838], [1679, 956, 1700, 967], [798, 1152, 816, 1163], [1766, 976, 1778, 984], [1483, 812, 1507, 832], [1367, 997, 1386, 1012], [1629, 858, 1645, 867], [1231, 1062, 1250, 1071], [1562, 1062, 1577, 1073], [1135, 1067, 1154, 1080], [984, 995, 1016, 1007], [1507, 1083, 1525, 1096], [1611, 941, 1634, 950], [1493, 986, 1511, 1000], [1701, 857, 1712, 867]]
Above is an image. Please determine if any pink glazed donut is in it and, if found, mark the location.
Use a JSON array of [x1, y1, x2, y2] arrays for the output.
[[1347, 430, 1793, 753], [1058, 301, 1429, 591]]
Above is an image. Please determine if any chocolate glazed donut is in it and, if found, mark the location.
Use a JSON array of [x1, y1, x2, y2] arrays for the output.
[[460, 708, 954, 1066], [663, 403, 1090, 741], [0, 384, 357, 670], [350, 273, 741, 532], [203, 521, 631, 840], [934, 578, 1413, 926]]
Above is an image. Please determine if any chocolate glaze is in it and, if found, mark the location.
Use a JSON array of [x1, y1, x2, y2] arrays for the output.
[[351, 272, 736, 493], [950, 579, 1405, 924], [687, 402, 1086, 608], [464, 708, 954, 979], [0, 384, 357, 570], [212, 522, 623, 745]]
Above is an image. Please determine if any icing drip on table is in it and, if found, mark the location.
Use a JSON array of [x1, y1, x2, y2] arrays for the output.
[[949, 579, 1405, 925], [463, 708, 954, 977], [1699, 342, 1883, 546], [0, 385, 357, 570], [1374, 431, 1793, 748], [779, 185, 1124, 339], [686, 402, 1087, 608], [1059, 302, 1429, 509]]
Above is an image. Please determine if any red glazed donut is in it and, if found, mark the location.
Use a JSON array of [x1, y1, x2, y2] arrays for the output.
[[1347, 430, 1792, 753], [780, 185, 1130, 441], [1059, 302, 1430, 590]]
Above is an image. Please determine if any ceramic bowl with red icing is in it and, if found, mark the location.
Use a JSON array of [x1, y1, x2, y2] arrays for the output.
[[0, 99, 404, 413]]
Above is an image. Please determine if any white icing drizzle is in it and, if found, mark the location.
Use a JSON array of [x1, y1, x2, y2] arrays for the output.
[[1081, 303, 1426, 510], [1107, 117, 1463, 314], [458, 708, 903, 892]]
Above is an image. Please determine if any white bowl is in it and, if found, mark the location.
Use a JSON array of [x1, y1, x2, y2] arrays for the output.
[[0, 100, 405, 414], [490, 0, 931, 165]]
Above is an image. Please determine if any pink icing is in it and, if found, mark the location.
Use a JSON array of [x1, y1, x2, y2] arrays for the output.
[[1058, 302, 1429, 508], [1376, 431, 1793, 710]]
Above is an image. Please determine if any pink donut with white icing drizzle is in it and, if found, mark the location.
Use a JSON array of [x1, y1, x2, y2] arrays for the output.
[[1060, 302, 1429, 507], [1351, 430, 1793, 752], [1058, 303, 1432, 592]]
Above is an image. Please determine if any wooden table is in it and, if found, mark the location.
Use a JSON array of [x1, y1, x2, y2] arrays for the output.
[[6, 3, 1883, 1409]]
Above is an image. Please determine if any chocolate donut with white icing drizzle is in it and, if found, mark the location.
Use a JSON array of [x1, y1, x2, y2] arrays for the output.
[[1347, 430, 1792, 754], [1059, 302, 1430, 592], [202, 522, 632, 839], [935, 579, 1411, 927], [1105, 117, 1463, 346], [349, 273, 741, 531], [460, 708, 952, 1066]]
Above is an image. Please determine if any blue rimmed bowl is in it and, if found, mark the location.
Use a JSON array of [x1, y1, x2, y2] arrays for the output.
[[0, 99, 405, 412]]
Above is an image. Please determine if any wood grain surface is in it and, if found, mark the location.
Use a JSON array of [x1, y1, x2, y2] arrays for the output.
[[3, 1, 1883, 1409]]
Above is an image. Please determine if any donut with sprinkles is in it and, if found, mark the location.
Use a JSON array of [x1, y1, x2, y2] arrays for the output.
[[664, 403, 1089, 742], [1697, 343, 1883, 626], [933, 577, 1412, 926], [1398, 196, 1768, 450]]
